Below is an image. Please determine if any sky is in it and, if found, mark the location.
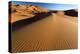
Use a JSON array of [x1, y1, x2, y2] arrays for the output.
[[10, 1, 77, 11]]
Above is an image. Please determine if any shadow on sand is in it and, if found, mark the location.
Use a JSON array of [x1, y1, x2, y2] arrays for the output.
[[10, 12, 52, 31]]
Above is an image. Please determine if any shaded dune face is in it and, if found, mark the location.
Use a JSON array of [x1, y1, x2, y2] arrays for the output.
[[12, 12, 52, 31], [11, 13, 78, 52], [64, 9, 78, 17]]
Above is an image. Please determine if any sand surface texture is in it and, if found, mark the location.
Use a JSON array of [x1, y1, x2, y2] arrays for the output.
[[11, 13, 77, 52]]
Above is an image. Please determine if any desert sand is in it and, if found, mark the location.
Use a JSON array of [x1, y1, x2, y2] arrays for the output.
[[11, 12, 77, 52], [9, 3, 78, 53], [9, 3, 48, 23]]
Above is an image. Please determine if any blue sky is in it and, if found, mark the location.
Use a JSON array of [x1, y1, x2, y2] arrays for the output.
[[10, 1, 77, 10]]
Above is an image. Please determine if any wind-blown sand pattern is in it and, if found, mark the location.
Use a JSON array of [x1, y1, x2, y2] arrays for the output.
[[9, 2, 78, 53]]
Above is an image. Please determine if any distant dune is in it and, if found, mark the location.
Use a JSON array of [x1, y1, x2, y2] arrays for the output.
[[9, 3, 49, 23]]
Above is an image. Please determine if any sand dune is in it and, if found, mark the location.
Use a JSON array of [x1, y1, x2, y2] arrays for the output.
[[9, 4, 49, 23], [9, 2, 78, 53], [11, 13, 77, 52]]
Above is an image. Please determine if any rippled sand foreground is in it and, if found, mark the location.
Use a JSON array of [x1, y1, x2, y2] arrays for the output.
[[11, 13, 77, 53]]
